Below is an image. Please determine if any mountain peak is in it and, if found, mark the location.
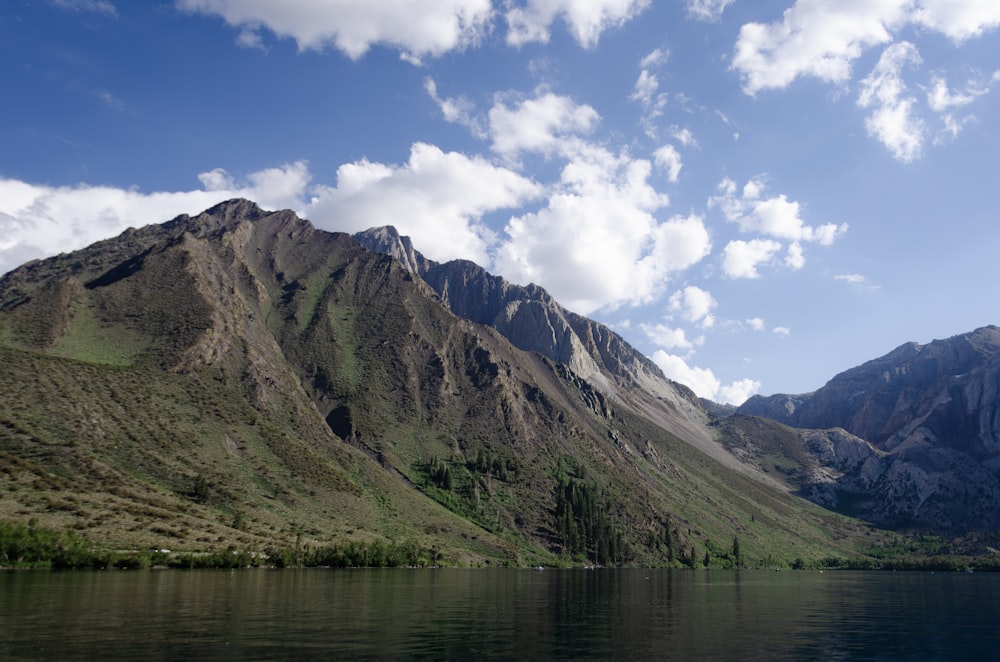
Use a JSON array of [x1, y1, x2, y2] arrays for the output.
[[204, 198, 267, 220], [354, 225, 430, 274]]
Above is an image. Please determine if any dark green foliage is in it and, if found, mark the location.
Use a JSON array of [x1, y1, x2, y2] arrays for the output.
[[0, 520, 95, 568], [296, 539, 437, 568], [554, 472, 628, 565], [427, 456, 452, 491]]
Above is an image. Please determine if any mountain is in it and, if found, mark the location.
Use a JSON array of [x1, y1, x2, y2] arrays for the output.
[[735, 326, 1000, 530], [354, 226, 746, 477], [0, 200, 870, 566]]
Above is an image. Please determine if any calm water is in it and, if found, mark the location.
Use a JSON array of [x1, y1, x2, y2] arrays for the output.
[[2, 568, 998, 660]]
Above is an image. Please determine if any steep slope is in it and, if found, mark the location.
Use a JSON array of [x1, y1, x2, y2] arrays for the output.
[[0, 200, 873, 565], [354, 226, 764, 484], [735, 327, 1000, 530]]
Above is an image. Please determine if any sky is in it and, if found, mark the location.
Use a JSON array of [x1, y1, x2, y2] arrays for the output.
[[2, 1, 1000, 405]]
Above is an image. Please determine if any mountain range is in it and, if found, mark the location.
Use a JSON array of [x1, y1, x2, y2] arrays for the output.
[[733, 326, 1000, 531], [1, 199, 995, 565]]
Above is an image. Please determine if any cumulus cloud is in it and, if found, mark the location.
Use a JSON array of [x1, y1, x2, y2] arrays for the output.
[[505, 0, 651, 48], [668, 285, 716, 328], [721, 238, 781, 279], [640, 324, 695, 350], [772, 326, 791, 336], [651, 351, 760, 405], [732, 0, 1000, 96], [686, 0, 735, 22], [746, 317, 766, 332], [305, 142, 542, 265], [0, 161, 312, 277], [176, 0, 492, 60], [0, 145, 543, 277], [711, 176, 846, 275], [488, 90, 600, 161], [912, 1, 1000, 41], [712, 176, 847, 246], [494, 142, 710, 313], [857, 41, 925, 162]]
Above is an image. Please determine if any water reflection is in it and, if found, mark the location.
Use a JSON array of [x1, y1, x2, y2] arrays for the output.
[[3, 569, 999, 660]]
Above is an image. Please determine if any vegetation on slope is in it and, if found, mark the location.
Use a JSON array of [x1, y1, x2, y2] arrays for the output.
[[0, 201, 899, 567]]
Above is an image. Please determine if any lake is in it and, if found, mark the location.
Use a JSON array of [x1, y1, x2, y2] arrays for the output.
[[2, 568, 998, 660]]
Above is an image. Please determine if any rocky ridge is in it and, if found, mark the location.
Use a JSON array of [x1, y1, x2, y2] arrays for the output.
[[735, 326, 1000, 530]]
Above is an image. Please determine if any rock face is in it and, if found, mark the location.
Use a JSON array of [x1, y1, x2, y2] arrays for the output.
[[354, 226, 740, 473], [736, 326, 1000, 530]]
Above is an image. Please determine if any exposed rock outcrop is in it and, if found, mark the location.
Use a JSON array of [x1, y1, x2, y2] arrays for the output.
[[735, 326, 1000, 530]]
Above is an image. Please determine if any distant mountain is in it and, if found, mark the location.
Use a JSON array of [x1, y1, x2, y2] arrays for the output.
[[735, 326, 1000, 530], [0, 200, 866, 565]]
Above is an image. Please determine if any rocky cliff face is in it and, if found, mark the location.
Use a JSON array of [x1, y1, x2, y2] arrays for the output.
[[353, 226, 732, 470], [735, 326, 1000, 530]]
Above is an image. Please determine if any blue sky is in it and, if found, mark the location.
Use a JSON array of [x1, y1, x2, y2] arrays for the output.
[[2, 0, 999, 404]]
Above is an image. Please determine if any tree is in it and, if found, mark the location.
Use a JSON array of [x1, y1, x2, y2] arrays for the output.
[[732, 536, 742, 568]]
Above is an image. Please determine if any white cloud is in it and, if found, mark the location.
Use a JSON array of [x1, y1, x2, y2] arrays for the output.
[[721, 238, 781, 279], [746, 317, 766, 332], [176, 0, 492, 60], [0, 145, 544, 278], [926, 75, 979, 111], [686, 0, 735, 22], [772, 326, 791, 336], [640, 47, 668, 69], [652, 144, 682, 183], [494, 143, 710, 314], [651, 350, 760, 405], [640, 324, 694, 350], [632, 51, 670, 138], [732, 0, 903, 95], [857, 42, 925, 162], [912, 0, 1000, 41], [488, 90, 600, 161], [306, 142, 542, 265], [425, 78, 487, 138], [731, 0, 1000, 96], [630, 69, 659, 107], [711, 176, 847, 268], [718, 378, 763, 406], [505, 0, 651, 48], [785, 241, 805, 270], [668, 285, 716, 328], [0, 161, 312, 277], [670, 126, 697, 147], [924, 73, 994, 143]]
